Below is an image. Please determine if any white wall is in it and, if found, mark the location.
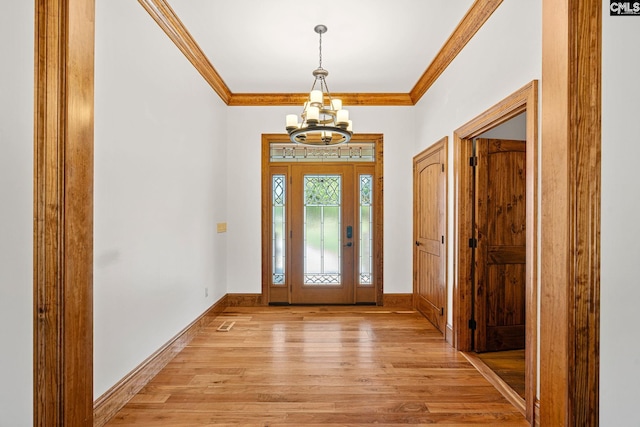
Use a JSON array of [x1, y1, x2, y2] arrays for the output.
[[600, 5, 640, 425], [94, 0, 228, 397], [226, 106, 415, 294], [413, 0, 541, 327], [0, 3, 34, 425], [478, 112, 526, 139]]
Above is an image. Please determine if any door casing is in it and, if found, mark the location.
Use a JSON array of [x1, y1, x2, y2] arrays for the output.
[[452, 81, 538, 421]]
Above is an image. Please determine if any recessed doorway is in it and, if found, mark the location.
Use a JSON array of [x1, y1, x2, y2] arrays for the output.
[[452, 81, 538, 422], [261, 134, 384, 305]]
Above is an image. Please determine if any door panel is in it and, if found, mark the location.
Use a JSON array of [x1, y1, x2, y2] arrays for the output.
[[475, 138, 526, 352], [413, 142, 446, 333], [291, 165, 355, 304]]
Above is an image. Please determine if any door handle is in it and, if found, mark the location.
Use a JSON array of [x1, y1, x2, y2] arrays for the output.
[[415, 241, 421, 246], [344, 242, 353, 247]]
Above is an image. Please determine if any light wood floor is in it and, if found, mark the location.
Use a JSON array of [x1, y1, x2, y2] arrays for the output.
[[106, 306, 528, 426]]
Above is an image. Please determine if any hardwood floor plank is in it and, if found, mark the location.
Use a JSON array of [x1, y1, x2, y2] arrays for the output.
[[105, 306, 527, 425]]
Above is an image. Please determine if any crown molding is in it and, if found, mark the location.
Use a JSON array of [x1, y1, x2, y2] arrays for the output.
[[138, 0, 232, 104], [140, 0, 502, 107], [410, 0, 503, 104], [228, 92, 414, 107]]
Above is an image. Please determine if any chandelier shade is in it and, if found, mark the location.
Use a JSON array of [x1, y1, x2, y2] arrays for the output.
[[285, 25, 353, 145]]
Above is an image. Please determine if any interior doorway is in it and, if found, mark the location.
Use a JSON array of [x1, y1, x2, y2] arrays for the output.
[[452, 81, 538, 421], [261, 134, 384, 305]]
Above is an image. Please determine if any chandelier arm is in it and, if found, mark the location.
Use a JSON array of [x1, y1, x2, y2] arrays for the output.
[[321, 78, 334, 108]]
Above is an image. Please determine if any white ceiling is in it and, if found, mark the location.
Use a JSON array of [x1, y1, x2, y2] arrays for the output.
[[169, 0, 475, 94]]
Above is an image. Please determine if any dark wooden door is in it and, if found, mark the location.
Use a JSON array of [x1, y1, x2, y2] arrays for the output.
[[474, 138, 526, 352], [413, 141, 446, 333]]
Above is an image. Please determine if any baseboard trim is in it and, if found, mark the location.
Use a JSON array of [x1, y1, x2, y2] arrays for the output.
[[382, 293, 413, 308], [93, 294, 229, 426], [534, 399, 540, 427], [227, 293, 265, 306]]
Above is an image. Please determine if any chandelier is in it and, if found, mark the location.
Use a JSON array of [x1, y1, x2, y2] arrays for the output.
[[285, 25, 353, 145]]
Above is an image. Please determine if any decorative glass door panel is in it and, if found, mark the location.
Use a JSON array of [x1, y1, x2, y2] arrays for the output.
[[359, 174, 373, 286], [304, 175, 342, 285]]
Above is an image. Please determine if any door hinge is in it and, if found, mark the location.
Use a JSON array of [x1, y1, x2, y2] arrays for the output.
[[468, 237, 478, 248], [469, 156, 477, 167], [468, 319, 477, 330], [441, 163, 445, 172], [442, 235, 445, 244], [440, 307, 444, 316], [290, 230, 293, 238]]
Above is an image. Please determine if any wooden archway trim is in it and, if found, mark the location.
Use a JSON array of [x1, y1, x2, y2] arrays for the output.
[[34, 0, 95, 425]]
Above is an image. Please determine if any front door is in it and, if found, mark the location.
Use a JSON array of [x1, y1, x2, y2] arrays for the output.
[[263, 134, 383, 305], [474, 138, 526, 352], [290, 164, 369, 304]]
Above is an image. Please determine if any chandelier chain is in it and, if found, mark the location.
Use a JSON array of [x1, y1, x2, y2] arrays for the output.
[[318, 29, 323, 69]]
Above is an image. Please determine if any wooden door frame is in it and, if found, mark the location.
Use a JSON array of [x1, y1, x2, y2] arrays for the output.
[[540, 1, 601, 425], [413, 137, 448, 334], [261, 134, 384, 305], [452, 81, 538, 421], [33, 0, 95, 425]]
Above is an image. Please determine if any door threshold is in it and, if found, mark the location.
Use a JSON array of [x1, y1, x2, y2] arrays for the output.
[[461, 351, 526, 417]]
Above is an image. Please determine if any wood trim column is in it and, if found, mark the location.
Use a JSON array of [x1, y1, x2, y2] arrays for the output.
[[34, 0, 95, 425], [540, 0, 601, 425]]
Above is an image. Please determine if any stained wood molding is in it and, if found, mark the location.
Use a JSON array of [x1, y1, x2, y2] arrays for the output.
[[226, 293, 266, 307], [228, 92, 414, 107], [540, 0, 601, 425], [34, 0, 95, 425], [381, 293, 414, 308], [138, 0, 232, 104], [143, 0, 502, 107], [93, 295, 229, 426], [409, 0, 503, 104]]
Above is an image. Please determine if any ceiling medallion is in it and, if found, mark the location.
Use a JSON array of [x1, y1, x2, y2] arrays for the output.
[[285, 25, 353, 145]]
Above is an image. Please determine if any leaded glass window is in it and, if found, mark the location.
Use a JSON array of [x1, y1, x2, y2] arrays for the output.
[[270, 142, 375, 162], [272, 175, 286, 285], [360, 175, 373, 285], [303, 175, 341, 285]]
